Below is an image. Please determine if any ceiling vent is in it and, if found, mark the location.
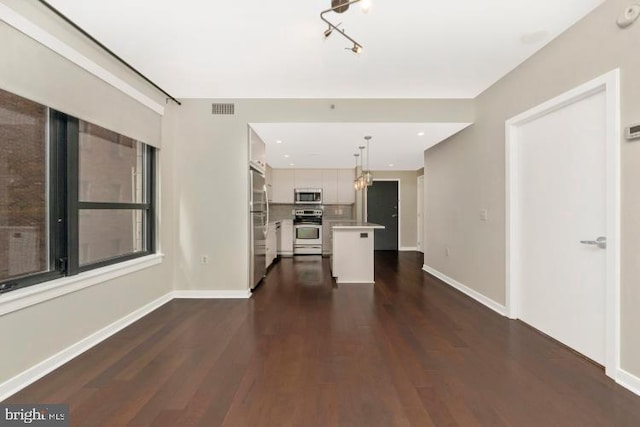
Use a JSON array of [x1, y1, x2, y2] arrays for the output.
[[211, 103, 235, 115]]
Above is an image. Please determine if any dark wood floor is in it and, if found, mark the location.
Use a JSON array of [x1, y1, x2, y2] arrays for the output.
[[6, 252, 640, 426]]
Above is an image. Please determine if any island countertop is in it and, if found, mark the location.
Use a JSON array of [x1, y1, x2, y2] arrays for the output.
[[331, 222, 385, 229]]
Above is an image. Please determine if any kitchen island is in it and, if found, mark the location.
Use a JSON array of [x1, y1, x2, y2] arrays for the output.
[[330, 222, 385, 284]]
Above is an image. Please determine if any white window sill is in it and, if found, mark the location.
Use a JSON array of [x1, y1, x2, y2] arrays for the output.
[[0, 253, 164, 317]]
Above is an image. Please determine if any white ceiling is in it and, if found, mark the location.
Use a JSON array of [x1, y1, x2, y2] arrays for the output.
[[46, 0, 604, 99], [250, 122, 471, 170], [44, 0, 603, 170]]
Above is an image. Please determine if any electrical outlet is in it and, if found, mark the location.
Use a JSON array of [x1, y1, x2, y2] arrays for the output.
[[445, 247, 450, 257], [201, 255, 209, 265], [480, 209, 488, 221]]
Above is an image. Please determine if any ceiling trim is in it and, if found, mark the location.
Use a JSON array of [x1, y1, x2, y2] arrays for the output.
[[0, 2, 165, 115]]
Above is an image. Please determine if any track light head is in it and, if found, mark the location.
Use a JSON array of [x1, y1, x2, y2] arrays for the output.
[[321, 1, 367, 54]]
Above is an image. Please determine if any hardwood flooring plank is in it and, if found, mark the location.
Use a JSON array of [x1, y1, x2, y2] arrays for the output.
[[3, 252, 640, 426]]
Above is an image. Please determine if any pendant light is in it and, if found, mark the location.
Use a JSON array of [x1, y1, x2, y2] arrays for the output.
[[358, 145, 366, 190], [353, 153, 360, 190], [363, 136, 373, 186]]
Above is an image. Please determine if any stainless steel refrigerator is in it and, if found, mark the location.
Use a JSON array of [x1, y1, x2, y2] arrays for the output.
[[250, 167, 268, 289]]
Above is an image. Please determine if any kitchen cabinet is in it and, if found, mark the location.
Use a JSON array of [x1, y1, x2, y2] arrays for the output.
[[266, 222, 277, 268], [278, 219, 293, 256], [249, 128, 266, 172], [294, 169, 322, 189], [337, 169, 356, 204], [331, 223, 385, 284], [271, 169, 295, 203], [322, 169, 338, 204], [322, 219, 333, 256], [270, 168, 355, 205]]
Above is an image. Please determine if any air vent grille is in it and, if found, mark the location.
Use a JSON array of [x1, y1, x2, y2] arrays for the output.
[[211, 103, 235, 115]]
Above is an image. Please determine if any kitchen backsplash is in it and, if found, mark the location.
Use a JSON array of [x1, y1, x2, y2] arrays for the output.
[[269, 204, 354, 222]]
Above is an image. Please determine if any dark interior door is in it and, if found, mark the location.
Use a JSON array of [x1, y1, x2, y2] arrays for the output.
[[366, 181, 399, 250]]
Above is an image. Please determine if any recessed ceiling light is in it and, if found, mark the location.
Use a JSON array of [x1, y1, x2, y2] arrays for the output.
[[289, 163, 295, 166], [276, 140, 283, 144], [284, 154, 290, 158], [388, 163, 394, 167], [417, 132, 425, 136]]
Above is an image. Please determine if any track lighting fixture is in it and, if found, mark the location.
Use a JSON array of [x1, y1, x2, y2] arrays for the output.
[[324, 22, 343, 39], [320, 0, 369, 53]]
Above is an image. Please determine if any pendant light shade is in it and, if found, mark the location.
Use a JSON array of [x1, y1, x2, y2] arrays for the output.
[[364, 136, 373, 186], [364, 170, 373, 186]]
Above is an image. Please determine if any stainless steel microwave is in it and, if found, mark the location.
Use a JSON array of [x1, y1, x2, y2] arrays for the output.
[[294, 188, 322, 204]]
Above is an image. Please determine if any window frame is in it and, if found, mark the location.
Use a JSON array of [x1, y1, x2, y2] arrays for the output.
[[72, 116, 156, 273], [0, 95, 156, 294]]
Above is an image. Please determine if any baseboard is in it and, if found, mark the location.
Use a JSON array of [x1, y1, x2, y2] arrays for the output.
[[422, 265, 507, 316], [335, 280, 375, 284], [399, 247, 418, 252], [0, 292, 173, 402], [172, 290, 252, 299], [617, 368, 640, 397]]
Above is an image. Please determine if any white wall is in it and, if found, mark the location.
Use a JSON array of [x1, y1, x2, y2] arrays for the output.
[[0, 0, 164, 145], [423, 0, 640, 378], [0, 0, 174, 386], [165, 99, 475, 292]]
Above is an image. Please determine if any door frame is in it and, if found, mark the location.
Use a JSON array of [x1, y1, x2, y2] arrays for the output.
[[505, 69, 620, 378], [417, 175, 424, 253], [365, 179, 401, 250]]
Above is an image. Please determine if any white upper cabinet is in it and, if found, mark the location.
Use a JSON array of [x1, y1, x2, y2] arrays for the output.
[[271, 169, 295, 203], [270, 168, 355, 204], [337, 169, 355, 204], [322, 169, 338, 204], [294, 169, 322, 189], [249, 127, 266, 172]]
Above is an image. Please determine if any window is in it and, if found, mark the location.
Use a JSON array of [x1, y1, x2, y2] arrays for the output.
[[0, 89, 57, 288], [0, 88, 156, 293], [76, 121, 154, 270]]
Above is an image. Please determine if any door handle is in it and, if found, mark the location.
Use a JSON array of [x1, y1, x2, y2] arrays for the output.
[[580, 236, 606, 249], [391, 214, 398, 218]]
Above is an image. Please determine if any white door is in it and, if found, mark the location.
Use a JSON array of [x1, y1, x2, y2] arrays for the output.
[[417, 175, 424, 252], [515, 90, 607, 364]]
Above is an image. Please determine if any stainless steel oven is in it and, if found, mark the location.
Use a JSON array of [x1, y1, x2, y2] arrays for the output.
[[294, 188, 322, 205], [293, 209, 323, 255]]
